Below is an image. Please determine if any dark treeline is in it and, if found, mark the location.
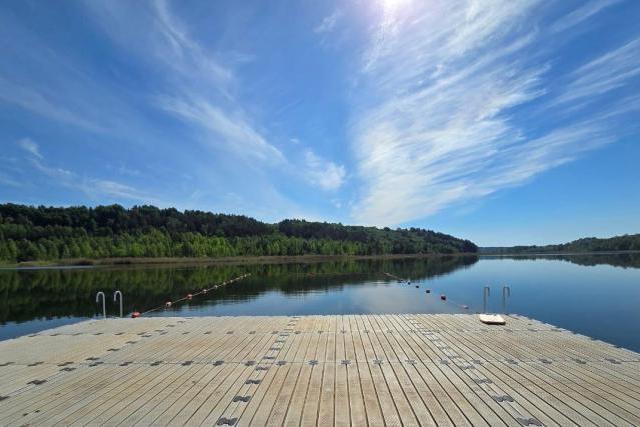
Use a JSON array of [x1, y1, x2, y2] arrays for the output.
[[480, 234, 640, 255], [0, 204, 477, 262]]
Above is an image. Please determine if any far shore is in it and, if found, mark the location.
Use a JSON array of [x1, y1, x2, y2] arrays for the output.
[[479, 250, 640, 257], [2, 250, 637, 270], [0, 252, 478, 269]]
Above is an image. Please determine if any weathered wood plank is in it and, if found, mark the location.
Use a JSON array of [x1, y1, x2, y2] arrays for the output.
[[0, 314, 639, 426], [355, 314, 403, 426], [283, 318, 320, 427]]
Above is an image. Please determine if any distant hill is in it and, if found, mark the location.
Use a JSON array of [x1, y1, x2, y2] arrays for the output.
[[480, 234, 640, 255], [0, 204, 477, 263]]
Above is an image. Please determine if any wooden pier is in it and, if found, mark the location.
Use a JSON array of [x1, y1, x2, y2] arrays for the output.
[[1, 314, 639, 426]]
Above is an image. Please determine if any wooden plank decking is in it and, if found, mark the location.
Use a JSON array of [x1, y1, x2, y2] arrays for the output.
[[0, 314, 639, 426]]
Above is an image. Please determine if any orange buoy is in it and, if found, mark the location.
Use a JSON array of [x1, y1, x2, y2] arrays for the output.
[[187, 294, 193, 300], [131, 311, 141, 318], [440, 295, 447, 301], [165, 301, 172, 308]]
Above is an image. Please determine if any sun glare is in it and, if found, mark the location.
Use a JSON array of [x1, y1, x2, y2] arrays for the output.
[[382, 0, 411, 13]]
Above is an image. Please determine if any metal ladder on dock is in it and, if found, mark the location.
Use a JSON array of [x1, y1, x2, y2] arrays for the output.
[[95, 290, 124, 319]]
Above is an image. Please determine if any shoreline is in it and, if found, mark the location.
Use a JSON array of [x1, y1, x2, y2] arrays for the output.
[[0, 252, 478, 269], [2, 250, 637, 270], [479, 250, 640, 257]]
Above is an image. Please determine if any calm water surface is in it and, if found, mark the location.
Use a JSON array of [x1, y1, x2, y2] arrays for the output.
[[1, 254, 639, 352]]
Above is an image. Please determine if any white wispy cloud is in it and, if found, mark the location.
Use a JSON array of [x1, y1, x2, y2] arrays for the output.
[[314, 10, 343, 34], [350, 0, 634, 225], [17, 138, 43, 159], [555, 37, 640, 105], [81, 0, 232, 90], [148, 2, 286, 165], [82, 0, 283, 166], [90, 179, 149, 201], [0, 77, 105, 132], [0, 172, 21, 188], [158, 95, 284, 163], [152, 0, 234, 90], [550, 0, 622, 34], [303, 149, 346, 191], [24, 144, 155, 204]]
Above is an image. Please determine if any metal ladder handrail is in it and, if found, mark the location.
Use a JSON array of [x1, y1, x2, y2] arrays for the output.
[[502, 285, 511, 314], [113, 290, 123, 318], [483, 286, 490, 313], [96, 291, 106, 320]]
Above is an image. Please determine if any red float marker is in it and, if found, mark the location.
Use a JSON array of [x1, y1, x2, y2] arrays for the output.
[[131, 311, 141, 318]]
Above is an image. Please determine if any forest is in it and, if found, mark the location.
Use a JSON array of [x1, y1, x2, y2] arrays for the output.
[[0, 204, 478, 262], [480, 234, 640, 254]]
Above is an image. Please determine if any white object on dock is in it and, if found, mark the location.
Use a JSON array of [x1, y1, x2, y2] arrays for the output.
[[478, 313, 506, 325]]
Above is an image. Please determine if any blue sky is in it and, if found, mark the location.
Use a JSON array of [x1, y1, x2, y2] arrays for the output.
[[1, 0, 639, 246]]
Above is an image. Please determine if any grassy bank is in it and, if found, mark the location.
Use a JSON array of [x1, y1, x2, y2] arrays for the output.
[[0, 253, 479, 269]]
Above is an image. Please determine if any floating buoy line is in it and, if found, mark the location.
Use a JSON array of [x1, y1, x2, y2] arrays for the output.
[[134, 273, 251, 317], [383, 272, 471, 311]]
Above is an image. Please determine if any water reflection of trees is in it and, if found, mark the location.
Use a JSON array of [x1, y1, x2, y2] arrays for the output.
[[558, 253, 640, 268], [484, 253, 640, 269], [0, 255, 477, 323]]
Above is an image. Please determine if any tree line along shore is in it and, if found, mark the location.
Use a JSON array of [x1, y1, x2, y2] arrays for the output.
[[0, 204, 477, 264], [480, 234, 640, 254]]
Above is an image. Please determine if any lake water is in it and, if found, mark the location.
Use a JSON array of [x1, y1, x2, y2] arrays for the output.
[[1, 254, 639, 352]]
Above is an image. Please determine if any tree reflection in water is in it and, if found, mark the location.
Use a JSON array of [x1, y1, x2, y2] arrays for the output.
[[0, 256, 478, 323], [3, 253, 638, 325]]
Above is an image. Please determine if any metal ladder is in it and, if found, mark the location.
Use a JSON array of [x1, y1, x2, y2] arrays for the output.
[[95, 290, 124, 319], [482, 285, 511, 313]]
